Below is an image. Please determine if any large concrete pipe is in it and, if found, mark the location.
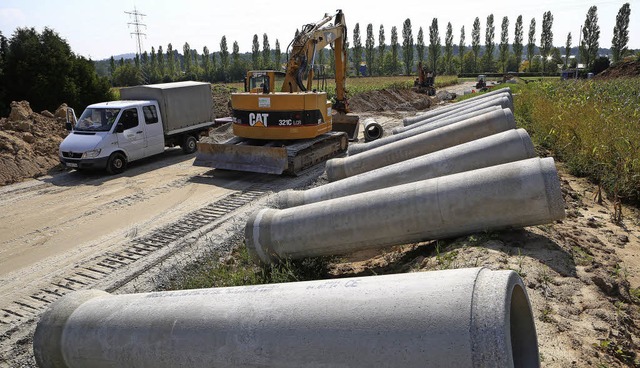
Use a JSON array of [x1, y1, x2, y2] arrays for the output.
[[402, 87, 512, 127], [278, 129, 536, 208], [362, 118, 383, 142], [326, 108, 516, 181], [248, 157, 564, 264], [395, 94, 513, 135], [350, 106, 502, 156], [34, 268, 540, 368]]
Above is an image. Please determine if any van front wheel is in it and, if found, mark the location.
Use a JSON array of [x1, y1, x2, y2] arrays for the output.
[[182, 135, 198, 154], [106, 152, 127, 174]]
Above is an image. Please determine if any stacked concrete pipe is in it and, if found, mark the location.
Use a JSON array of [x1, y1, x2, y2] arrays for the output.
[[402, 87, 512, 127], [249, 157, 565, 264], [350, 105, 502, 156], [277, 129, 536, 208], [326, 108, 516, 181], [362, 118, 384, 142], [394, 94, 513, 135], [34, 268, 539, 368]]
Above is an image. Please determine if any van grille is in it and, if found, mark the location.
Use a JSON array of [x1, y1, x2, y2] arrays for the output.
[[61, 151, 83, 159]]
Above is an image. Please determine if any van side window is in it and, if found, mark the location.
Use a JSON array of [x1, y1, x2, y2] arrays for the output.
[[120, 108, 139, 130], [143, 105, 159, 124]]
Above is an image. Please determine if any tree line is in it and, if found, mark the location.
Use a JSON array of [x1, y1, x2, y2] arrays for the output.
[[0, 3, 633, 114], [105, 2, 632, 86]]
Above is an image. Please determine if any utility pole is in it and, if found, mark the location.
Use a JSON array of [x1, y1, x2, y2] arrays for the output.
[[125, 6, 147, 56]]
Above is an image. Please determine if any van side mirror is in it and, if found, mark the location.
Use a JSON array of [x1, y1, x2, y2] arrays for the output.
[[65, 121, 73, 131], [115, 123, 124, 133]]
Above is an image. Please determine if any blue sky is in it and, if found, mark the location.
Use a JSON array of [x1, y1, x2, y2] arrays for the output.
[[1, 0, 638, 60]]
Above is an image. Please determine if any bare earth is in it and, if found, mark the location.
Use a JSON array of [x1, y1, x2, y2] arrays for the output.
[[0, 81, 639, 367]]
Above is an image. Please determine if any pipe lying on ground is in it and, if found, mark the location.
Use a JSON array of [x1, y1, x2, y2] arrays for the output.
[[248, 157, 564, 264], [394, 95, 513, 135], [402, 87, 512, 127], [350, 106, 501, 156], [326, 108, 516, 181], [278, 129, 536, 208], [362, 118, 384, 142], [34, 268, 540, 368]]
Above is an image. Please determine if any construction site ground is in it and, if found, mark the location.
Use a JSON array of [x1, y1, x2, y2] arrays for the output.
[[0, 81, 639, 367]]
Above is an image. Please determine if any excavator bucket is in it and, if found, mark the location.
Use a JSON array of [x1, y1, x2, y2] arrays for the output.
[[331, 112, 360, 141], [194, 138, 289, 175]]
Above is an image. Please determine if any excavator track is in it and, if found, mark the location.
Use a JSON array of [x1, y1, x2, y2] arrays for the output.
[[194, 131, 348, 175]]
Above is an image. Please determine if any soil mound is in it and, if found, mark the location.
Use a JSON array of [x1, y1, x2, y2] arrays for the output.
[[596, 58, 640, 79], [0, 101, 70, 186], [349, 88, 431, 112]]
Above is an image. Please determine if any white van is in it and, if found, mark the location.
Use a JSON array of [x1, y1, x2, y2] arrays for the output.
[[59, 81, 215, 174]]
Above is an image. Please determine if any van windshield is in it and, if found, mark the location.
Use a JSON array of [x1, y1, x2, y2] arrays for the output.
[[74, 108, 121, 132]]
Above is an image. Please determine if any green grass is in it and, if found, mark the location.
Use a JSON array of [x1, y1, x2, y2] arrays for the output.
[[163, 244, 332, 291], [221, 75, 459, 101], [515, 78, 640, 204]]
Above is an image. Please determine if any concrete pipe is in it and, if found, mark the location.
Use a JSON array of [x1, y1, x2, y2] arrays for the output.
[[326, 108, 516, 181], [362, 118, 384, 142], [395, 94, 513, 135], [349, 106, 502, 156], [34, 268, 540, 368], [248, 157, 564, 264], [402, 87, 512, 127], [278, 129, 536, 208]]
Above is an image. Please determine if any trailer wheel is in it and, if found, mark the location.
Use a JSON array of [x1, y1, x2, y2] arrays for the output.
[[182, 135, 198, 154], [106, 152, 127, 174]]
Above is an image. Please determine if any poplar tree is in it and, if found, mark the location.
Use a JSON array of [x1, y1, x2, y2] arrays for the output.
[[527, 18, 536, 72], [611, 3, 631, 63], [167, 43, 176, 79], [390, 26, 399, 75], [220, 36, 229, 77], [365, 23, 375, 76], [182, 42, 192, 77], [352, 23, 363, 76], [564, 33, 572, 69], [513, 16, 524, 69], [427, 18, 440, 74], [402, 19, 414, 76], [499, 16, 510, 73], [580, 6, 600, 71], [459, 26, 465, 74], [202, 46, 211, 81], [378, 25, 386, 75], [157, 45, 165, 79], [540, 11, 554, 74], [483, 14, 495, 72], [251, 34, 260, 69], [444, 22, 454, 74], [274, 39, 282, 70], [262, 33, 270, 69], [416, 27, 425, 66], [471, 17, 481, 72]]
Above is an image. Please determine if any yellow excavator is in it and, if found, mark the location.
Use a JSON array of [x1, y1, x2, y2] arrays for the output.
[[194, 9, 359, 175]]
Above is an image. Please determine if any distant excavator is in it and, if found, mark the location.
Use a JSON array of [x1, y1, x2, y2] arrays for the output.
[[194, 9, 359, 175], [413, 62, 436, 96]]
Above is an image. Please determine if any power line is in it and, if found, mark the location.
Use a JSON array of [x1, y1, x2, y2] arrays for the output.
[[125, 6, 147, 56]]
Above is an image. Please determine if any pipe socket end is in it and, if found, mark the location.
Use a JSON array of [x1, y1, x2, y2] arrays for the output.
[[515, 129, 537, 158], [325, 158, 347, 182], [274, 190, 305, 209], [539, 157, 566, 221], [471, 268, 539, 367], [245, 208, 279, 265], [347, 143, 367, 156], [34, 289, 110, 368]]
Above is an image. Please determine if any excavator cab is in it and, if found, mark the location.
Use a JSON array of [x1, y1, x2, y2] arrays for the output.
[[245, 71, 285, 94]]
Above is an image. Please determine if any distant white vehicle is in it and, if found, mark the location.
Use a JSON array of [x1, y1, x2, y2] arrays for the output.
[[60, 81, 216, 174]]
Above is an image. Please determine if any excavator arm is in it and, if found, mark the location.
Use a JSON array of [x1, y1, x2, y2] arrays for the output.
[[282, 10, 352, 116]]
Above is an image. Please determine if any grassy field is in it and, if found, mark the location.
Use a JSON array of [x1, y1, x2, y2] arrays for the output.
[[514, 77, 640, 206], [223, 75, 459, 100]]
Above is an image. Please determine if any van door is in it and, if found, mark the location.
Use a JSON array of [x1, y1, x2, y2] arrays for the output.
[[142, 104, 165, 156], [116, 107, 145, 161]]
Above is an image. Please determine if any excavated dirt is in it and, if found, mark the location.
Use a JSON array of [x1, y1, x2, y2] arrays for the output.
[[596, 59, 640, 79], [0, 101, 69, 186]]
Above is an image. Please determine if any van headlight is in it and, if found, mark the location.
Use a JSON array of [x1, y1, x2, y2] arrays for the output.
[[82, 149, 101, 159]]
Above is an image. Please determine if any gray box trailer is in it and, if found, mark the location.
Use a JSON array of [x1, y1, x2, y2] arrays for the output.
[[119, 81, 214, 134]]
